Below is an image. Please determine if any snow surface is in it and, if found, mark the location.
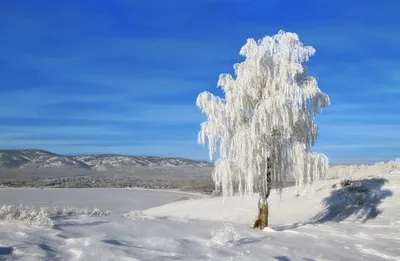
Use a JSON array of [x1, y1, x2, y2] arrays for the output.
[[0, 162, 399, 260]]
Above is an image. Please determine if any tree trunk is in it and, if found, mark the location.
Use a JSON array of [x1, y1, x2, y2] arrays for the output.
[[253, 200, 269, 229], [253, 157, 272, 230]]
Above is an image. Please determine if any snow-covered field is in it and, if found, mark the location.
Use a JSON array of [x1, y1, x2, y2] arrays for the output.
[[0, 161, 399, 261]]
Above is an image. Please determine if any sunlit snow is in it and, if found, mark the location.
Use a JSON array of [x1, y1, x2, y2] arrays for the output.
[[0, 161, 399, 260]]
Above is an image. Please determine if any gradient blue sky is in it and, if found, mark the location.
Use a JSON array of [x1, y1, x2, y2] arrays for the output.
[[0, 0, 399, 163]]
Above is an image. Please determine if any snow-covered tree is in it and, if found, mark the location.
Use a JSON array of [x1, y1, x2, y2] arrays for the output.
[[196, 31, 330, 229]]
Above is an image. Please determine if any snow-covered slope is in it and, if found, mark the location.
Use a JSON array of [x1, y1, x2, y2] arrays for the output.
[[0, 150, 90, 170], [140, 160, 400, 260], [0, 160, 398, 260], [0, 150, 212, 171], [145, 160, 400, 225]]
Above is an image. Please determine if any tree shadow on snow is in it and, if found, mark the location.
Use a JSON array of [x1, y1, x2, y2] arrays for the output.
[[275, 178, 393, 231], [38, 243, 62, 261], [0, 246, 13, 256], [312, 178, 392, 223]]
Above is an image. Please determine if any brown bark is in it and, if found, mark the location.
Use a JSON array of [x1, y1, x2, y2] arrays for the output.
[[252, 201, 269, 229]]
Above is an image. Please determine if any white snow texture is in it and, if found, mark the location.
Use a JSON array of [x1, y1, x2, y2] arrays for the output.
[[0, 161, 399, 260]]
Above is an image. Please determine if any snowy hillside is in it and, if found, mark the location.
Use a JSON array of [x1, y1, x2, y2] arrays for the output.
[[0, 160, 399, 260], [0, 150, 212, 171], [0, 150, 90, 170], [74, 154, 212, 172]]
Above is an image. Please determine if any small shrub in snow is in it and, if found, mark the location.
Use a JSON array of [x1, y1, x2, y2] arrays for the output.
[[44, 206, 111, 217], [0, 205, 53, 227], [340, 179, 352, 187], [0, 205, 110, 227], [210, 224, 243, 247], [121, 210, 156, 220]]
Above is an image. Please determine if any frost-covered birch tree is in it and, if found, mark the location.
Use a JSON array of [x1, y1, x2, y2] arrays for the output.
[[196, 31, 330, 229]]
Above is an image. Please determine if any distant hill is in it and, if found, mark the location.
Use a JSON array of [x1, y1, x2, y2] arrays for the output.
[[0, 149, 213, 172]]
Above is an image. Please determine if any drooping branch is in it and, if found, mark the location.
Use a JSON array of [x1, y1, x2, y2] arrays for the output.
[[197, 31, 330, 199]]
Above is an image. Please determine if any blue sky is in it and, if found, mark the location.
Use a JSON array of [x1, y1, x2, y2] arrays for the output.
[[0, 0, 399, 163]]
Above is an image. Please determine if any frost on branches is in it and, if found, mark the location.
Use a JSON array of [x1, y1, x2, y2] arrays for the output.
[[196, 31, 330, 200]]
